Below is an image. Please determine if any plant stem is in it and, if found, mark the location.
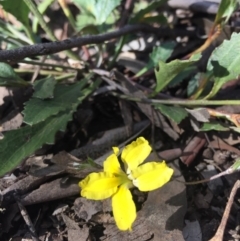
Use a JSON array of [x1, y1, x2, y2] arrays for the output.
[[186, 24, 221, 58], [55, 73, 76, 81], [111, 92, 240, 106], [24, 0, 56, 40], [15, 68, 65, 76], [108, 35, 126, 69], [22, 25, 35, 43], [58, 0, 76, 30], [20, 60, 80, 70]]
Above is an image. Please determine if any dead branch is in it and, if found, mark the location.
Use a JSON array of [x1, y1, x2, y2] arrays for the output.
[[0, 24, 194, 62]]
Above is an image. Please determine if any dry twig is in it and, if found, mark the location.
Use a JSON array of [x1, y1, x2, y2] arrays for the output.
[[210, 180, 240, 241], [0, 24, 195, 62], [15, 195, 40, 241]]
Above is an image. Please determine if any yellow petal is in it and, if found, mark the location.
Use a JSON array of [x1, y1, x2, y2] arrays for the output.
[[112, 147, 119, 155], [104, 153, 122, 174], [79, 172, 121, 200], [132, 161, 174, 191], [121, 137, 151, 172], [112, 185, 136, 231]]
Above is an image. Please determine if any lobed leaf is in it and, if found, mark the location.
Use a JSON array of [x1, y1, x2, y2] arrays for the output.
[[0, 80, 101, 177], [33, 76, 57, 99], [135, 42, 176, 77], [23, 79, 88, 125], [154, 104, 188, 124], [200, 122, 229, 131], [73, 0, 120, 24], [154, 53, 201, 93], [0, 62, 29, 86], [0, 0, 30, 27], [0, 111, 73, 177], [215, 0, 238, 24], [206, 32, 240, 98]]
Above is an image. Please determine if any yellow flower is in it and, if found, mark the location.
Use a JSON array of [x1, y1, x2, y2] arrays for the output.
[[79, 137, 174, 231]]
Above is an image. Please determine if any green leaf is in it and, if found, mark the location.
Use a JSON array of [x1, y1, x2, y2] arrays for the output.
[[136, 42, 176, 77], [73, 0, 120, 24], [170, 66, 196, 87], [76, 13, 96, 31], [0, 111, 73, 177], [200, 122, 229, 131], [154, 53, 201, 93], [0, 79, 101, 177], [229, 127, 240, 133], [33, 0, 55, 33], [0, 0, 30, 27], [154, 104, 188, 124], [138, 14, 167, 25], [33, 76, 57, 99], [215, 0, 238, 24], [187, 72, 200, 96], [150, 42, 175, 63], [23, 78, 101, 125], [206, 32, 240, 99], [0, 63, 29, 86], [24, 81, 84, 125], [131, 0, 168, 23], [230, 158, 240, 171]]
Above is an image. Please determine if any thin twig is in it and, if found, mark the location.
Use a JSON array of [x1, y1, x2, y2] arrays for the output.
[[31, 55, 47, 83], [177, 169, 232, 185], [0, 24, 194, 62], [20, 60, 78, 70], [15, 195, 40, 241], [117, 0, 135, 28], [209, 180, 240, 241]]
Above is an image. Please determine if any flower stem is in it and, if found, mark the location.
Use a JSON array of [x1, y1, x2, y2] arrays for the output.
[[111, 92, 240, 106]]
